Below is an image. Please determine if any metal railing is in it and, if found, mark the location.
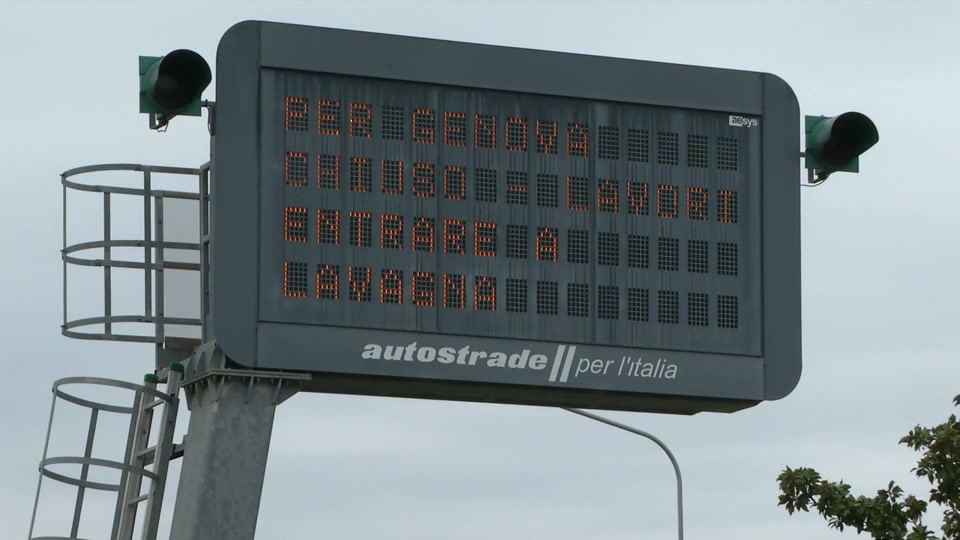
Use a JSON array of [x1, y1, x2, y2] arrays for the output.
[[60, 164, 203, 344], [28, 375, 181, 540]]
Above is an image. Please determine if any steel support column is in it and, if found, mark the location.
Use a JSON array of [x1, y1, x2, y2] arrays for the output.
[[168, 370, 306, 540]]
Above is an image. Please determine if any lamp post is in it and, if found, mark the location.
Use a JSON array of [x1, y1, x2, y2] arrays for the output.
[[564, 408, 684, 540]]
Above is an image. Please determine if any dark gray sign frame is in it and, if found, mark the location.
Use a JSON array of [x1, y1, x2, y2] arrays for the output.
[[212, 20, 801, 414]]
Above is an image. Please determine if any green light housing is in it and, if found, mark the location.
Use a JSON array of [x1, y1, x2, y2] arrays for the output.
[[805, 112, 879, 179], [139, 50, 211, 127]]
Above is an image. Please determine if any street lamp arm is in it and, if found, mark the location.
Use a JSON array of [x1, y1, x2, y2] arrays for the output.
[[563, 407, 684, 540]]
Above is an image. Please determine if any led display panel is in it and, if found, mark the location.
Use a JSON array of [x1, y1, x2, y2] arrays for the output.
[[270, 73, 758, 355], [212, 21, 801, 414]]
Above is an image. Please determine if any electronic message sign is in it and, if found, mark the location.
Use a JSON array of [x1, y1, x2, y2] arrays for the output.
[[212, 21, 801, 414]]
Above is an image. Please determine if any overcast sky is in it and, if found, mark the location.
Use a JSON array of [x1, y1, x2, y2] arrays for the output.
[[2, 1, 959, 539]]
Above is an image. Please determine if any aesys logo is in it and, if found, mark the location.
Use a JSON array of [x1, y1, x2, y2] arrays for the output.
[[728, 115, 759, 128], [360, 342, 678, 384]]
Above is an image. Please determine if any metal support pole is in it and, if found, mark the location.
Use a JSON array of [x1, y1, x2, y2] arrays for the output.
[[168, 371, 305, 540], [564, 408, 684, 540]]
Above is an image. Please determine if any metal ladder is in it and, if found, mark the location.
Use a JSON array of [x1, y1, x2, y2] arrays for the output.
[[115, 363, 184, 540], [28, 365, 186, 540], [44, 162, 201, 539]]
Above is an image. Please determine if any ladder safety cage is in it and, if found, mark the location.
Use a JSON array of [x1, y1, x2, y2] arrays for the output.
[[60, 164, 205, 346], [28, 368, 184, 540]]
